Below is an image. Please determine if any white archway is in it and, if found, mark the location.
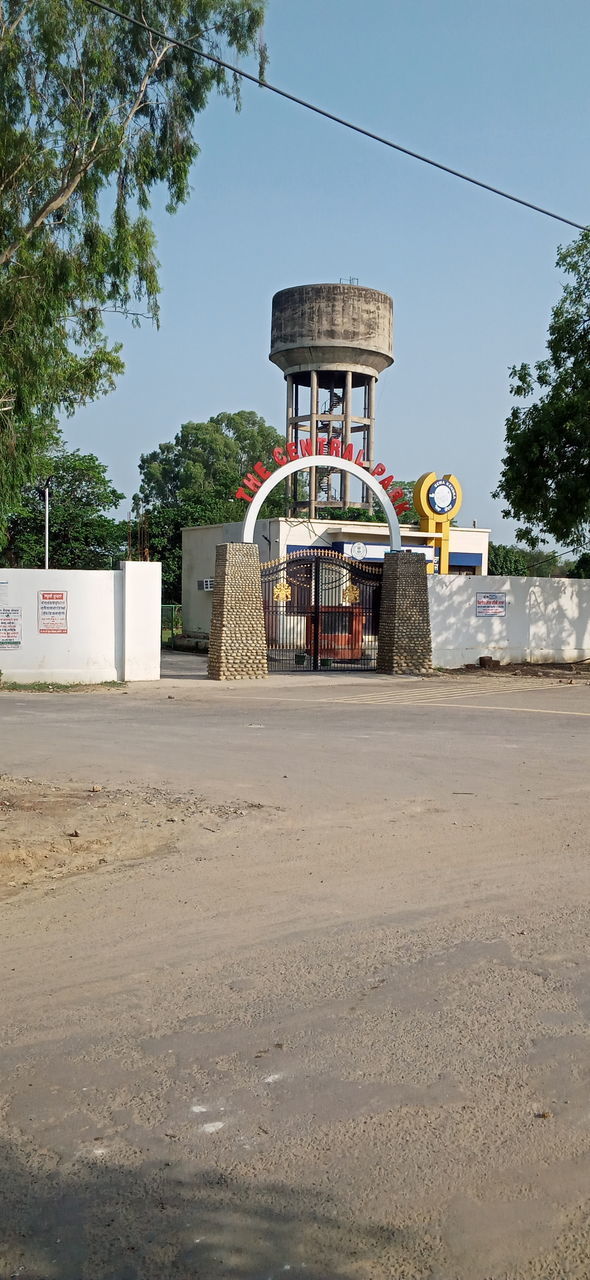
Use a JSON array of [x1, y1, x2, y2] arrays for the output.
[[242, 456, 402, 550]]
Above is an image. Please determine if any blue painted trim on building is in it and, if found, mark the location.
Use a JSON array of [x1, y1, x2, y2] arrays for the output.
[[449, 552, 482, 566], [285, 542, 482, 568]]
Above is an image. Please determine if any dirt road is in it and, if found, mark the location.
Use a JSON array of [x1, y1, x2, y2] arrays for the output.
[[1, 665, 590, 1278]]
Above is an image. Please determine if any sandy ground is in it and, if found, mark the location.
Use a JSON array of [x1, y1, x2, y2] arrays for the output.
[[1, 661, 590, 1279], [0, 777, 263, 896]]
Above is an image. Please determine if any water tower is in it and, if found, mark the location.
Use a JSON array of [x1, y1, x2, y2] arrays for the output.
[[269, 282, 394, 518]]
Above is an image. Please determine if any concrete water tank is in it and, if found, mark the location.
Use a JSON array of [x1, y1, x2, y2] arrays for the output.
[[269, 282, 394, 379]]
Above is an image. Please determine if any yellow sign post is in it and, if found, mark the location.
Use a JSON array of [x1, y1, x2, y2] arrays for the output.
[[413, 473, 463, 574]]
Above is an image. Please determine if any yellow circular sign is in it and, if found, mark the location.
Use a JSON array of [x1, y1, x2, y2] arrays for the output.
[[414, 472, 462, 524]]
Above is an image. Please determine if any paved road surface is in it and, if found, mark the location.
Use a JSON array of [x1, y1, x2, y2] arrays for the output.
[[1, 660, 590, 1279]]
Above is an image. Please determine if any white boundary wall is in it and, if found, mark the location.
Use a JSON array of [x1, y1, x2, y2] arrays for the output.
[[0, 562, 161, 683], [429, 575, 590, 668]]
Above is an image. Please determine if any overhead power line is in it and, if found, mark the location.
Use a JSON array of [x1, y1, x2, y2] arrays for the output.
[[83, 0, 587, 232], [526, 545, 586, 572]]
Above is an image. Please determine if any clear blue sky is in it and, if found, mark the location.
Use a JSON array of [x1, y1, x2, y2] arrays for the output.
[[68, 0, 590, 540]]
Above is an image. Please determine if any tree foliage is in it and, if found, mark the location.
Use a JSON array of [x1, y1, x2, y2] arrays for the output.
[[522, 548, 576, 577], [488, 545, 578, 577], [1, 447, 125, 568], [494, 230, 590, 550], [487, 542, 529, 575], [134, 410, 284, 600], [0, 0, 266, 522], [570, 551, 590, 578], [484, 543, 580, 577]]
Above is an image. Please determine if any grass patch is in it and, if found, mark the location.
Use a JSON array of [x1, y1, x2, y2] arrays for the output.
[[0, 680, 124, 693]]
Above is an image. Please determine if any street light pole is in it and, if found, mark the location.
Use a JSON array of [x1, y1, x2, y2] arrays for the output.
[[43, 478, 52, 569]]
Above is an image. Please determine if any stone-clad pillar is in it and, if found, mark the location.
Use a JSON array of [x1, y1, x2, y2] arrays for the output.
[[208, 543, 268, 680], [377, 552, 432, 675]]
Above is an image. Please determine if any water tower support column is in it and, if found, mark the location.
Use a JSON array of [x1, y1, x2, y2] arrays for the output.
[[309, 370, 318, 519], [367, 375, 376, 512], [343, 370, 352, 508], [286, 374, 294, 507]]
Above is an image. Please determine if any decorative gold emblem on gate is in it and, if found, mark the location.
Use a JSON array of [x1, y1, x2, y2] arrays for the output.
[[273, 582, 292, 602], [342, 584, 360, 604]]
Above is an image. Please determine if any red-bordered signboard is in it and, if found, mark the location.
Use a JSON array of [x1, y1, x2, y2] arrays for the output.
[[38, 590, 68, 634]]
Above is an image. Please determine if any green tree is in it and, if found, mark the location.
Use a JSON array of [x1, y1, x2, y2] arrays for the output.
[[570, 551, 590, 578], [494, 230, 590, 549], [487, 543, 528, 575], [0, 0, 266, 523], [519, 548, 577, 577], [134, 410, 284, 600], [1, 448, 125, 568]]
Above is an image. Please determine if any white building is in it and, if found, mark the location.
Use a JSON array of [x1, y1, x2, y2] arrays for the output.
[[182, 517, 490, 636]]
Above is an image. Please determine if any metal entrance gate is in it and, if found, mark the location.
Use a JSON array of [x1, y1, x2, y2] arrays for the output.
[[261, 550, 382, 672]]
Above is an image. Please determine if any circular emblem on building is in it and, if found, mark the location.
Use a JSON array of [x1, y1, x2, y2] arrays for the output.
[[427, 478, 457, 515], [350, 541, 367, 560]]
